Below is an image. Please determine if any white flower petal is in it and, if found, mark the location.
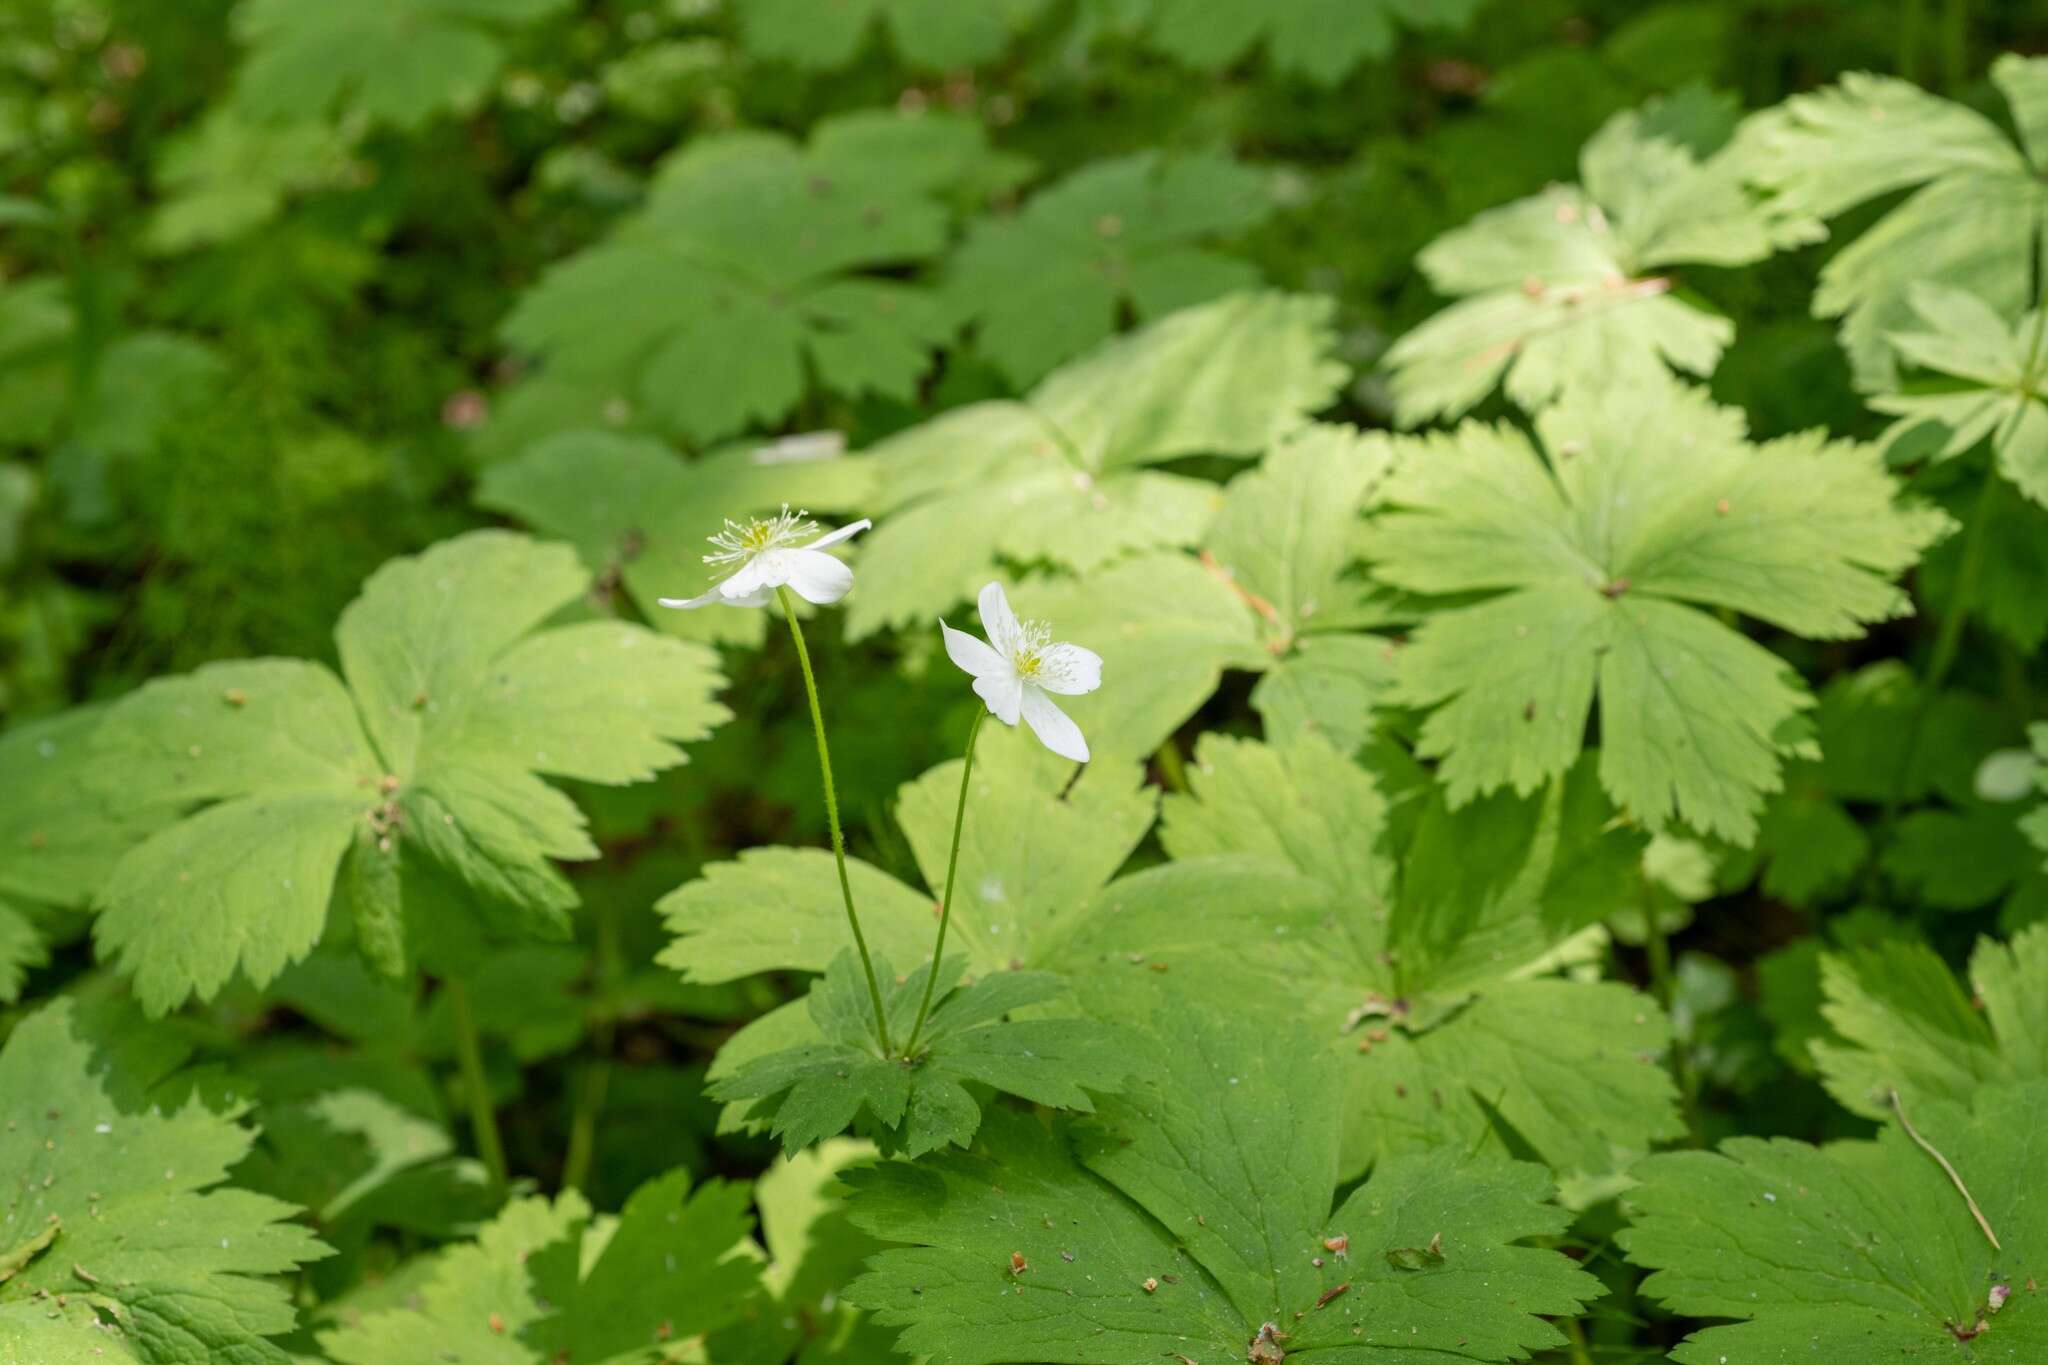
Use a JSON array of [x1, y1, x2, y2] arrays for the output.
[[973, 672, 1024, 727], [1034, 642, 1103, 696], [977, 581, 1022, 657], [720, 585, 775, 608], [940, 620, 1005, 679], [1019, 686, 1089, 763], [720, 551, 783, 600], [783, 548, 855, 604], [804, 518, 871, 551], [657, 589, 724, 610]]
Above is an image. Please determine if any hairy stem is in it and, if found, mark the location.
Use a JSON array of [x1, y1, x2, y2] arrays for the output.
[[446, 978, 507, 1193], [905, 709, 987, 1055], [777, 586, 893, 1056]]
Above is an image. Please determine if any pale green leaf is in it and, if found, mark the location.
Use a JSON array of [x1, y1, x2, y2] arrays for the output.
[[1874, 282, 2048, 508], [88, 532, 725, 1008], [1810, 925, 2048, 1119], [661, 724, 1153, 987], [846, 292, 1344, 638], [1735, 57, 2048, 389], [0, 708, 169, 910], [1362, 381, 1947, 840], [145, 108, 356, 254], [1387, 91, 1790, 423]]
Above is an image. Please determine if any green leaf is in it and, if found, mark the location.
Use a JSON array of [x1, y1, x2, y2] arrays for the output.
[[735, 0, 1046, 70], [0, 708, 168, 910], [323, 1170, 758, 1363], [1205, 423, 1392, 648], [144, 108, 357, 253], [0, 999, 330, 1365], [844, 1013, 1599, 1363], [707, 1139, 888, 1363], [1001, 554, 1271, 768], [503, 111, 996, 444], [1386, 89, 1792, 423], [89, 531, 727, 1011], [1137, 0, 1486, 84], [1735, 56, 2048, 390], [0, 277, 75, 444], [0, 900, 47, 1002], [1623, 1080, 2048, 1362], [661, 725, 1153, 987], [948, 151, 1274, 387], [233, 0, 570, 131], [846, 291, 1345, 639], [1361, 381, 1948, 841], [714, 951, 1135, 1156], [1809, 925, 2048, 1120], [1873, 282, 2048, 508], [1129, 734, 1677, 1180], [475, 428, 876, 648]]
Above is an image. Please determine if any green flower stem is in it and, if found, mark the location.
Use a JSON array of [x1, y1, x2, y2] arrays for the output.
[[904, 708, 987, 1056], [446, 977, 508, 1193], [560, 893, 622, 1193], [777, 586, 893, 1056]]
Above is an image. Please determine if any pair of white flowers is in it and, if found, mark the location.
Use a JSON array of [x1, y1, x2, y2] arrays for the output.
[[659, 508, 1102, 762]]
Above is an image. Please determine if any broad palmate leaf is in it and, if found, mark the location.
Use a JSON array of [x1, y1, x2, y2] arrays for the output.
[[1808, 924, 2048, 1120], [949, 150, 1274, 388], [233, 0, 570, 131], [0, 999, 330, 1365], [1104, 732, 1678, 1181], [1385, 88, 1794, 424], [1202, 424, 1400, 753], [1734, 53, 2048, 389], [88, 530, 728, 1012], [1360, 381, 1949, 841], [503, 110, 997, 444], [321, 1168, 758, 1364], [1623, 1080, 2048, 1361], [1873, 282, 2048, 508], [1131, 0, 1486, 86], [713, 950, 1133, 1157], [843, 1011, 1600, 1363], [848, 291, 1346, 638]]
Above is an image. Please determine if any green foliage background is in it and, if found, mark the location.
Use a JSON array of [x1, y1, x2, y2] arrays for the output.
[[3, 1, 2047, 1362]]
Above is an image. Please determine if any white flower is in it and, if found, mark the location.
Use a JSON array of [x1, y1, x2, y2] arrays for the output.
[[658, 506, 871, 610], [940, 582, 1102, 763]]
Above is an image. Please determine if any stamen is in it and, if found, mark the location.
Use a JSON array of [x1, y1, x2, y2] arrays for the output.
[[703, 505, 816, 566]]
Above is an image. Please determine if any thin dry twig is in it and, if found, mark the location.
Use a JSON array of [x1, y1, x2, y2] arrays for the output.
[[1890, 1087, 2001, 1251]]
